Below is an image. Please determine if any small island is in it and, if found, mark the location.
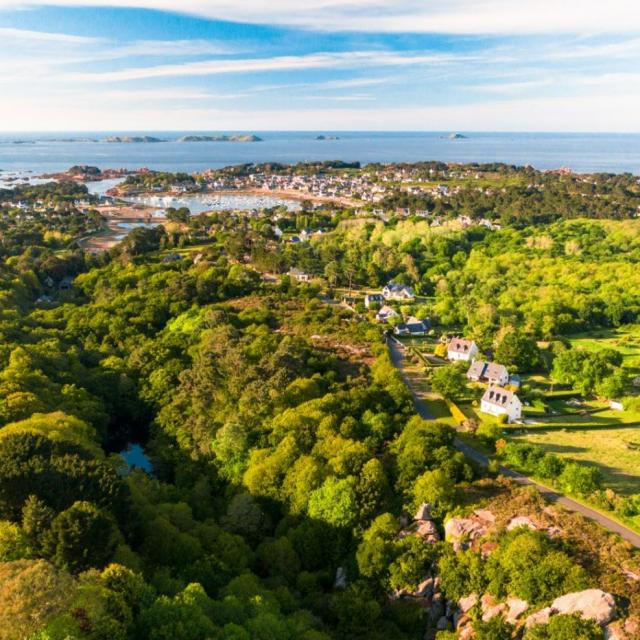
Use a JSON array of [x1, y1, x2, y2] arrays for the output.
[[315, 135, 340, 140], [178, 134, 263, 143], [104, 136, 164, 143]]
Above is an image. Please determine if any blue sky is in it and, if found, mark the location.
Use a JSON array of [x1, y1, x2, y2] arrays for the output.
[[0, 0, 639, 131]]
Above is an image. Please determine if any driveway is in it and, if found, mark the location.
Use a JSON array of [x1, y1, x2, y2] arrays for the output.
[[387, 338, 640, 549]]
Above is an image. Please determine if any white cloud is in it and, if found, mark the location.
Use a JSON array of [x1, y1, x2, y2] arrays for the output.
[[3, 88, 640, 132], [3, 0, 640, 34], [68, 50, 466, 82], [0, 26, 100, 43]]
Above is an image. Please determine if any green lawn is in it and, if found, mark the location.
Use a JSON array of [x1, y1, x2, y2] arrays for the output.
[[510, 426, 640, 495], [568, 324, 640, 370]]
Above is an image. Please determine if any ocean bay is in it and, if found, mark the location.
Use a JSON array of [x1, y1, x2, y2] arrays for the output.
[[2, 131, 640, 175]]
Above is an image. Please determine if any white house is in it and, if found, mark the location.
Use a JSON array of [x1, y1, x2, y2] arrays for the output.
[[364, 293, 385, 309], [481, 386, 522, 422], [394, 317, 430, 337], [447, 338, 479, 362], [382, 282, 415, 301], [376, 305, 399, 323], [466, 360, 509, 386], [289, 268, 310, 283]]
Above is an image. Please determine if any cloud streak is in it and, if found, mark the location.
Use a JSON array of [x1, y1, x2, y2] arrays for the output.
[[3, 0, 640, 34], [68, 50, 467, 82]]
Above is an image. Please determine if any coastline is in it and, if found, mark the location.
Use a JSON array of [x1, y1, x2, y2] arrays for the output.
[[79, 202, 166, 252], [110, 187, 361, 208]]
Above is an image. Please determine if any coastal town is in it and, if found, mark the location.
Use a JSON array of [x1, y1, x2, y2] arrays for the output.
[[4, 158, 640, 639]]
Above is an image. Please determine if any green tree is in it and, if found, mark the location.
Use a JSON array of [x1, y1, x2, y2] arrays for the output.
[[431, 364, 467, 400], [523, 614, 603, 640], [307, 477, 358, 529], [473, 617, 514, 640], [493, 326, 541, 373], [42, 501, 119, 573], [411, 469, 457, 517]]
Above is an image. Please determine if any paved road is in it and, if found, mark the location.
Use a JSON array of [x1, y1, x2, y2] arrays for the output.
[[387, 338, 640, 549]]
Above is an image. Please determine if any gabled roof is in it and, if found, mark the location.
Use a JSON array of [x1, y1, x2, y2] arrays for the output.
[[405, 316, 429, 330], [467, 360, 486, 379], [377, 305, 398, 317], [467, 360, 508, 380], [482, 385, 519, 407], [448, 338, 477, 354], [383, 281, 414, 295]]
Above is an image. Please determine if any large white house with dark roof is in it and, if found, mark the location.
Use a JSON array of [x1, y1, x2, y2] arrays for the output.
[[382, 281, 415, 301], [394, 316, 430, 337], [481, 385, 522, 422], [447, 338, 479, 362]]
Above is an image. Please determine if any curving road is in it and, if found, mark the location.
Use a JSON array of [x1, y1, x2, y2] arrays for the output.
[[387, 338, 640, 549]]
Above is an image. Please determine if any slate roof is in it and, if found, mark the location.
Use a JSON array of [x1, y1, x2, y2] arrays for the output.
[[482, 385, 518, 407]]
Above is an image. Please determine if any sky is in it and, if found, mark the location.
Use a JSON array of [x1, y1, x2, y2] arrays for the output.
[[0, 0, 639, 131]]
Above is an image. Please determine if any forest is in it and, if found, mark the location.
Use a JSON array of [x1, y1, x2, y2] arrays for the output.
[[1, 170, 640, 639]]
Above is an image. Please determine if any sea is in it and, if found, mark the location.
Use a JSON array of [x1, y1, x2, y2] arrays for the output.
[[1, 131, 640, 175]]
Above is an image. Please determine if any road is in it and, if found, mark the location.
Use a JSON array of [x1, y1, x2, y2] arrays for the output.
[[387, 338, 640, 549]]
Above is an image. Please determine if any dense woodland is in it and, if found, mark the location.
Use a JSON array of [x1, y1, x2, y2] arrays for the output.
[[1, 167, 640, 639]]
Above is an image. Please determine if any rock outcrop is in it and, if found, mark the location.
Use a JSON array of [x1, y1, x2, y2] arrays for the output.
[[551, 589, 616, 626], [525, 606, 554, 627], [526, 589, 616, 628], [507, 515, 537, 531], [444, 516, 487, 548], [458, 593, 478, 614], [606, 618, 639, 639], [506, 597, 529, 624], [399, 503, 440, 544]]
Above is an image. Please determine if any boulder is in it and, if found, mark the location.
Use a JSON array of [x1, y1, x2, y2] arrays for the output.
[[604, 619, 638, 640], [525, 606, 554, 628], [507, 515, 537, 531], [416, 520, 440, 542], [551, 589, 616, 626], [455, 613, 471, 630], [482, 603, 506, 622], [458, 593, 478, 614], [473, 509, 496, 524], [459, 625, 475, 640], [414, 503, 433, 521], [445, 517, 486, 542], [506, 597, 529, 624], [479, 593, 506, 622], [414, 577, 434, 598]]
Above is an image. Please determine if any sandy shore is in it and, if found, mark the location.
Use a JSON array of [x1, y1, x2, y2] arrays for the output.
[[79, 202, 166, 252]]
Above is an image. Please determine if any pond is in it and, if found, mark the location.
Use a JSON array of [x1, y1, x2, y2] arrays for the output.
[[120, 443, 153, 474]]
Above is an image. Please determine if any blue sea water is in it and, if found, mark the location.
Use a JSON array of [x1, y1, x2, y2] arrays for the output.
[[1, 131, 640, 174]]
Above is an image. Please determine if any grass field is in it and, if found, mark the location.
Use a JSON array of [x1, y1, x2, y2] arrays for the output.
[[510, 426, 640, 496], [505, 326, 640, 495], [568, 324, 640, 370]]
